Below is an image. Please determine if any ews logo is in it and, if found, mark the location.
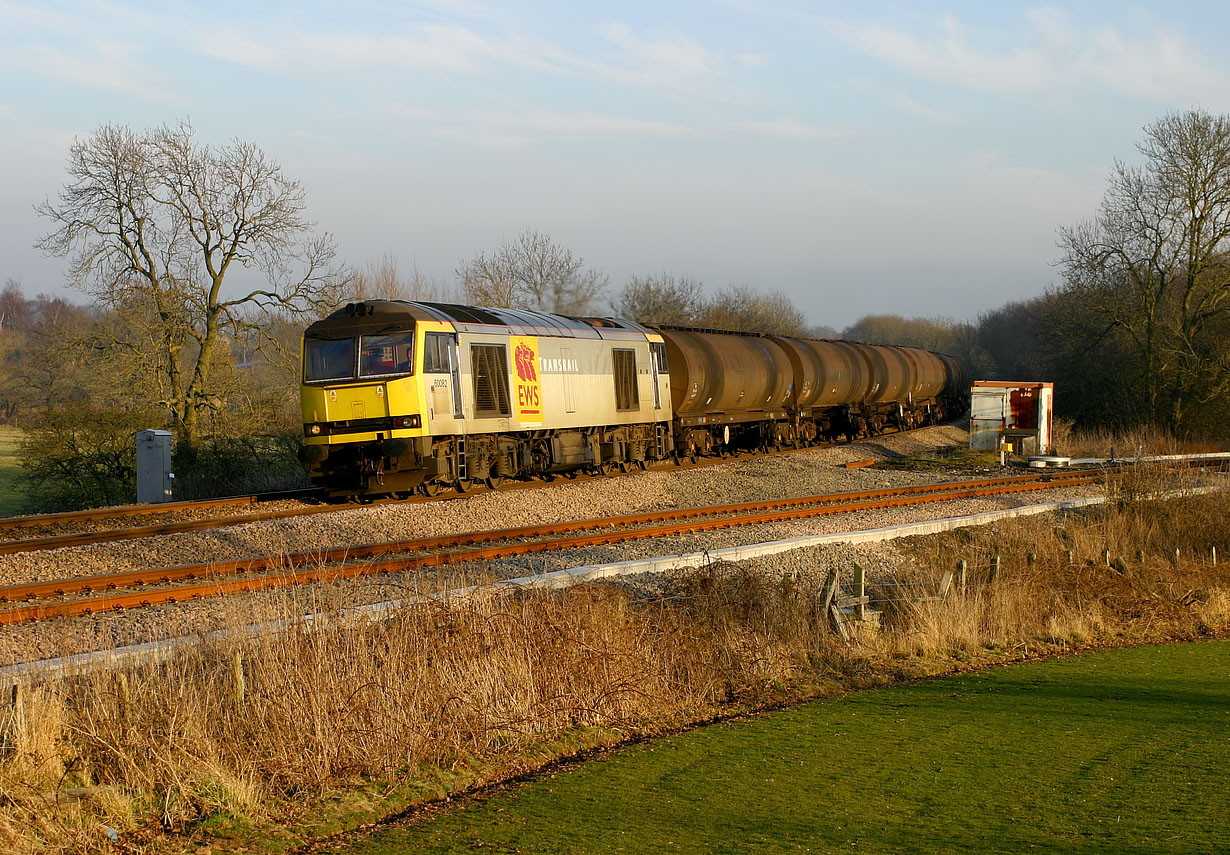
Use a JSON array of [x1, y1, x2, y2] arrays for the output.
[[510, 336, 542, 421]]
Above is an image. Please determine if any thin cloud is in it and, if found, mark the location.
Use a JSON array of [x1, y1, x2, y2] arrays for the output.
[[850, 80, 956, 122], [725, 116, 846, 141], [386, 105, 697, 148], [15, 41, 175, 101], [594, 22, 720, 91], [831, 10, 1230, 103], [197, 23, 568, 76]]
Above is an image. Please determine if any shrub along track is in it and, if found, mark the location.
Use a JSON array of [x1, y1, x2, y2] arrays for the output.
[[0, 471, 1106, 625]]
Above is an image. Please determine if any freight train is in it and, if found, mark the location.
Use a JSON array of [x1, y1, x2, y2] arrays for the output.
[[297, 300, 968, 499]]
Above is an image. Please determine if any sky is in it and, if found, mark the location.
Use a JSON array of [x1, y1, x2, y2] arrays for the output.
[[3, 1, 1229, 330]]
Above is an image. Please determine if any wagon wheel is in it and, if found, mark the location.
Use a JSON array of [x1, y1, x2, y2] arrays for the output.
[[617, 460, 632, 473], [485, 475, 503, 490], [420, 480, 442, 497], [454, 478, 474, 494], [635, 458, 648, 471]]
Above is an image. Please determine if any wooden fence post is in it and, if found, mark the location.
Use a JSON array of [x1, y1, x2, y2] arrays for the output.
[[956, 560, 967, 596], [853, 563, 866, 621], [2, 683, 24, 755], [988, 555, 1000, 584], [232, 651, 246, 707], [939, 571, 954, 599], [116, 672, 131, 727]]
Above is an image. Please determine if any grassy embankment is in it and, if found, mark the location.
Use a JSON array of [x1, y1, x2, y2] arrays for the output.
[[347, 639, 1230, 854], [2, 465, 1230, 853], [0, 426, 30, 516]]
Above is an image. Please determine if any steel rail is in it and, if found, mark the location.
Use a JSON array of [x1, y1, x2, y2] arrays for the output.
[[0, 474, 1103, 624], [0, 471, 1103, 601], [0, 464, 1105, 557], [0, 488, 322, 531]]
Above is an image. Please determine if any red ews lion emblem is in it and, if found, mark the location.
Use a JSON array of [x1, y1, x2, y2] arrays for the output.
[[514, 343, 538, 382]]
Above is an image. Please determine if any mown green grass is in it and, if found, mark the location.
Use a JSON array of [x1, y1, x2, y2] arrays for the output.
[[0, 426, 29, 516], [341, 641, 1230, 854]]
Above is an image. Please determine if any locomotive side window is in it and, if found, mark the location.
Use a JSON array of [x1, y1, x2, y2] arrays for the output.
[[650, 342, 669, 374], [359, 331, 415, 378], [304, 336, 356, 382], [423, 333, 453, 373], [613, 348, 639, 410], [471, 344, 511, 417]]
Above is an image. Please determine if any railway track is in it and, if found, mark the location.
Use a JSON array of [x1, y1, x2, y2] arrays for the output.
[[0, 470, 1104, 625], [0, 442, 1114, 555]]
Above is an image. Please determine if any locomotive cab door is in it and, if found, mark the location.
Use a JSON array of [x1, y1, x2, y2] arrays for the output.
[[425, 331, 464, 419], [650, 342, 667, 410], [447, 336, 463, 417]]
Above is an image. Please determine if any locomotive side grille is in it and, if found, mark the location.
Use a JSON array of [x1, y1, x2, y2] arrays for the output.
[[471, 344, 511, 417], [613, 348, 639, 410]]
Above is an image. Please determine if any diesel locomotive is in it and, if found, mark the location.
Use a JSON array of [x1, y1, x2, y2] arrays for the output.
[[297, 300, 968, 498]]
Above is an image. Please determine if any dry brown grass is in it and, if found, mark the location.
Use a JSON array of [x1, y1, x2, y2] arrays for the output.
[[3, 489, 1230, 852], [1051, 419, 1230, 458]]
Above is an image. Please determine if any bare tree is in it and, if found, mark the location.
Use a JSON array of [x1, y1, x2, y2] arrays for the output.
[[697, 285, 807, 336], [841, 314, 966, 353], [456, 229, 606, 315], [347, 254, 454, 303], [612, 273, 705, 325], [1058, 109, 1230, 429], [36, 120, 345, 447]]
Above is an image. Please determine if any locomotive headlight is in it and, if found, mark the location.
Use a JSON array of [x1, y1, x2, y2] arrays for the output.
[[307, 423, 322, 436]]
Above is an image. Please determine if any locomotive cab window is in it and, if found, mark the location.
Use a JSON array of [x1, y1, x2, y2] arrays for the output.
[[359, 331, 415, 378], [304, 336, 356, 383]]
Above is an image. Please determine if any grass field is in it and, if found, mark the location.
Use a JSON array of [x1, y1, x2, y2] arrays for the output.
[[0, 426, 29, 516], [344, 641, 1230, 855]]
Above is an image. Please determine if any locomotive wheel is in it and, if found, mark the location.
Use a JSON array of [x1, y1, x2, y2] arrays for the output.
[[485, 475, 503, 490], [617, 460, 631, 473], [635, 459, 648, 471], [420, 480, 442, 497], [455, 478, 474, 494]]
